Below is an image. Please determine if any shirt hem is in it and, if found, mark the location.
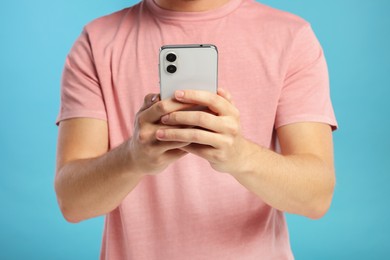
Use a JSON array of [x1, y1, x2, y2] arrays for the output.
[[275, 114, 338, 131], [56, 111, 108, 125]]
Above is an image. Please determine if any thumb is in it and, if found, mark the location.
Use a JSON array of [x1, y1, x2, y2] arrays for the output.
[[140, 93, 160, 111]]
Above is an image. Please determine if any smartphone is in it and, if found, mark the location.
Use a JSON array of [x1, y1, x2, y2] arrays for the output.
[[159, 44, 218, 100]]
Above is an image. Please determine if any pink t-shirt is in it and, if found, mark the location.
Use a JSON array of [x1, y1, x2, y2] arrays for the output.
[[57, 0, 337, 259]]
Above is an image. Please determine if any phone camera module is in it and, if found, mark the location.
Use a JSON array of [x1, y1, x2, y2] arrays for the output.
[[166, 65, 177, 74], [166, 53, 177, 62]]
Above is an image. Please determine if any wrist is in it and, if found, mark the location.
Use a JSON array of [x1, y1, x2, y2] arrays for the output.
[[116, 139, 147, 178], [229, 139, 263, 178], [123, 138, 167, 177]]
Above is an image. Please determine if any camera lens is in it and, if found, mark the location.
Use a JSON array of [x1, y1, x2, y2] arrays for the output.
[[167, 65, 177, 74], [166, 53, 177, 62]]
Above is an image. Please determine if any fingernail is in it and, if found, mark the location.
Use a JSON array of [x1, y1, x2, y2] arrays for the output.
[[161, 115, 169, 123], [175, 90, 184, 99], [156, 129, 165, 139], [151, 94, 158, 102]]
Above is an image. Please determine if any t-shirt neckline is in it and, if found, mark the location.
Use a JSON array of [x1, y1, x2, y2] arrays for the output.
[[144, 0, 243, 22]]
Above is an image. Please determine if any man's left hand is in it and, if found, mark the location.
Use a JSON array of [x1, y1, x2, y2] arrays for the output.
[[156, 89, 255, 175]]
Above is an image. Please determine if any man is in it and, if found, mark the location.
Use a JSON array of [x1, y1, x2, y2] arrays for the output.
[[55, 0, 337, 259]]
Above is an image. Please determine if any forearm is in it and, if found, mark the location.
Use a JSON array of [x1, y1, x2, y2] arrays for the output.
[[154, 90, 336, 218], [233, 141, 335, 219], [55, 141, 143, 223]]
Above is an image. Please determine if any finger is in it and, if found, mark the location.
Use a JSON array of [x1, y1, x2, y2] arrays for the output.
[[142, 98, 194, 123], [161, 111, 235, 134], [139, 93, 160, 112], [174, 90, 238, 117], [156, 128, 224, 148], [137, 123, 191, 151], [180, 143, 213, 161], [217, 88, 233, 103], [154, 140, 191, 153]]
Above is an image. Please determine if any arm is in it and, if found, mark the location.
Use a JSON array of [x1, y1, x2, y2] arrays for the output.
[[55, 94, 190, 223], [156, 89, 335, 219], [231, 122, 335, 219]]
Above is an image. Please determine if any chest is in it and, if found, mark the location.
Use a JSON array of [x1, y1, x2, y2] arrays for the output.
[[100, 20, 285, 148]]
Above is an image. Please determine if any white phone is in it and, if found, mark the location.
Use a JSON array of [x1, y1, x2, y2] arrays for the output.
[[159, 44, 218, 100]]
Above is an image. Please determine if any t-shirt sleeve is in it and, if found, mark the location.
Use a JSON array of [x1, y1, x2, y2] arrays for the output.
[[56, 29, 107, 125], [275, 24, 337, 130]]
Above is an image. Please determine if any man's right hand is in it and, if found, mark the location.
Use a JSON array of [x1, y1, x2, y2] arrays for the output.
[[126, 93, 192, 175], [55, 93, 192, 222]]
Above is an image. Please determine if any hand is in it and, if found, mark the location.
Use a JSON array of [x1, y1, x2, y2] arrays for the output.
[[127, 93, 194, 175], [156, 89, 255, 175]]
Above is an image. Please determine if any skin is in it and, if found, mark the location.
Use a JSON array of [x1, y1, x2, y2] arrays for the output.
[[55, 0, 336, 222], [56, 89, 335, 222], [157, 89, 335, 219], [56, 95, 193, 222]]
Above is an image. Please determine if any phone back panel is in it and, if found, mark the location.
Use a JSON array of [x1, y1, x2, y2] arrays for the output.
[[159, 44, 218, 100]]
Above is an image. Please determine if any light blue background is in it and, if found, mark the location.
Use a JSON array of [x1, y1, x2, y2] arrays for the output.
[[1, 0, 389, 259]]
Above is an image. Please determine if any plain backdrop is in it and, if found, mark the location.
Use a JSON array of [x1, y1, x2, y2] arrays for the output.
[[1, 0, 389, 259]]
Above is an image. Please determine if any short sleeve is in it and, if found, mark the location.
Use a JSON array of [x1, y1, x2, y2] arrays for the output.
[[275, 24, 337, 130], [56, 29, 107, 125]]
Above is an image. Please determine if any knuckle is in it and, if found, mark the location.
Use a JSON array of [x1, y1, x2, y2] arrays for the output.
[[225, 137, 235, 148], [191, 130, 200, 142], [227, 122, 239, 136], [220, 134, 234, 147], [138, 128, 153, 144], [197, 113, 207, 126], [135, 114, 146, 127], [156, 101, 168, 115], [169, 113, 177, 123], [223, 117, 239, 135], [212, 151, 226, 163], [210, 94, 219, 105]]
